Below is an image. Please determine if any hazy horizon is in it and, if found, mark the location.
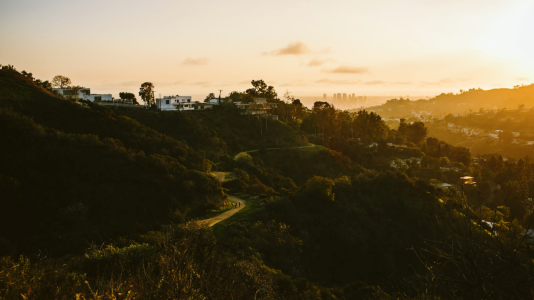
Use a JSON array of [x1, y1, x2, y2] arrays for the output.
[[2, 0, 533, 98]]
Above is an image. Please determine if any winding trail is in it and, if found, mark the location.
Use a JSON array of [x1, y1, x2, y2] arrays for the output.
[[196, 172, 246, 227], [197, 195, 246, 227]]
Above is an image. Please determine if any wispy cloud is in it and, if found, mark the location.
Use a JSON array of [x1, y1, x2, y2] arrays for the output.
[[316, 47, 332, 54], [323, 65, 368, 74], [316, 78, 362, 85], [365, 80, 384, 85], [307, 58, 325, 66], [517, 77, 530, 81], [420, 78, 469, 86], [189, 81, 212, 87], [280, 80, 308, 87], [393, 81, 413, 85], [182, 58, 209, 66], [307, 58, 336, 67], [264, 41, 310, 56]]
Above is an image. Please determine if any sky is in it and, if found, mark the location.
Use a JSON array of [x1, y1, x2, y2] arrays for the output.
[[1, 0, 534, 100]]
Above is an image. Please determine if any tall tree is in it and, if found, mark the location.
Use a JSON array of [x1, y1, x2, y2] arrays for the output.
[[245, 80, 278, 102], [204, 93, 216, 103], [139, 82, 155, 106], [51, 75, 71, 88], [119, 92, 138, 104]]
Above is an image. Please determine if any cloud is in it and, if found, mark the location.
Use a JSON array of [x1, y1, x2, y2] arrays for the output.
[[324, 65, 368, 74], [280, 80, 308, 87], [316, 47, 332, 54], [365, 80, 384, 85], [307, 59, 325, 66], [393, 81, 413, 85], [438, 78, 454, 84], [189, 81, 212, 87], [264, 41, 310, 56], [182, 58, 209, 66], [517, 77, 530, 81], [316, 78, 362, 85], [420, 78, 469, 86], [307, 58, 336, 67]]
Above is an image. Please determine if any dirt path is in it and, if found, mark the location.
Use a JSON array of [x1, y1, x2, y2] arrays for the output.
[[197, 195, 246, 227], [195, 172, 246, 227]]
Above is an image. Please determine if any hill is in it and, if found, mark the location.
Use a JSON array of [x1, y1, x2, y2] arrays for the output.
[[0, 69, 224, 254], [366, 84, 534, 119]]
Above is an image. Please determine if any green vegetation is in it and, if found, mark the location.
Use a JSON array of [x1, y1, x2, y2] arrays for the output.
[[1, 67, 534, 299]]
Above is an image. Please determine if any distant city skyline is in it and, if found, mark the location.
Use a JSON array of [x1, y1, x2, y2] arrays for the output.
[[1, 0, 533, 98]]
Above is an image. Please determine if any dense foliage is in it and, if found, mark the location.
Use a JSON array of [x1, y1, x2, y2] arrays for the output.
[[1, 67, 533, 299]]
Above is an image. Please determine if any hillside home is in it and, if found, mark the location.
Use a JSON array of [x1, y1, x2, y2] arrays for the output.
[[236, 98, 277, 116], [52, 88, 112, 102], [156, 95, 193, 111], [89, 94, 113, 102], [460, 176, 476, 185], [53, 87, 90, 100]]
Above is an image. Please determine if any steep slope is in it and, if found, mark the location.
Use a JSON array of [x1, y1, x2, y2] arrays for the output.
[[0, 70, 224, 254]]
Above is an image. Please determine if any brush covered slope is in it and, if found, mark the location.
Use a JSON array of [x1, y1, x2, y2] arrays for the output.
[[0, 69, 224, 254]]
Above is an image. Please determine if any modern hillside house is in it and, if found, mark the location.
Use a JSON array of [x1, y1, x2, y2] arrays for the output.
[[52, 87, 112, 102], [156, 95, 194, 111]]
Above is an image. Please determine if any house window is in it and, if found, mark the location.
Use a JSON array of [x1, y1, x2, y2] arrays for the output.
[[94, 96, 102, 102], [166, 100, 170, 104]]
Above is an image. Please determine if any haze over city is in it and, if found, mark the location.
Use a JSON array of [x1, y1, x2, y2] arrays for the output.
[[2, 0, 534, 99]]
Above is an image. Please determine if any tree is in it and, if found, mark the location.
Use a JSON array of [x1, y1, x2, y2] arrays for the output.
[[245, 80, 278, 102], [51, 75, 71, 88], [119, 92, 138, 104], [204, 93, 216, 103], [139, 82, 154, 106]]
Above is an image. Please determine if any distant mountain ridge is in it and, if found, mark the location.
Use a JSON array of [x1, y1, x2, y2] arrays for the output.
[[367, 84, 534, 119]]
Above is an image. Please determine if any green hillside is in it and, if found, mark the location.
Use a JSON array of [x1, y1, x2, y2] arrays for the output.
[[0, 69, 224, 254], [1, 68, 534, 299]]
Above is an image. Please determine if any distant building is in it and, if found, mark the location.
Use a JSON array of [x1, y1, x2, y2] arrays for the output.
[[343, 93, 347, 100], [323, 94, 327, 100], [337, 93, 341, 100], [156, 95, 193, 111], [333, 94, 336, 100], [52, 87, 112, 102], [53, 87, 90, 100]]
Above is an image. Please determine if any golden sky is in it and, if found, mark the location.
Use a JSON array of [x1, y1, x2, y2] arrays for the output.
[[1, 0, 533, 99]]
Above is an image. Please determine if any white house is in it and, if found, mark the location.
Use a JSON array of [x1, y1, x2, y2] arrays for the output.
[[88, 94, 113, 102], [52, 88, 112, 102], [53, 87, 91, 100], [156, 95, 193, 111]]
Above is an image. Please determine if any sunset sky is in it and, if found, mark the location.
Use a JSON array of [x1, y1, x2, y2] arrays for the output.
[[1, 0, 533, 100]]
